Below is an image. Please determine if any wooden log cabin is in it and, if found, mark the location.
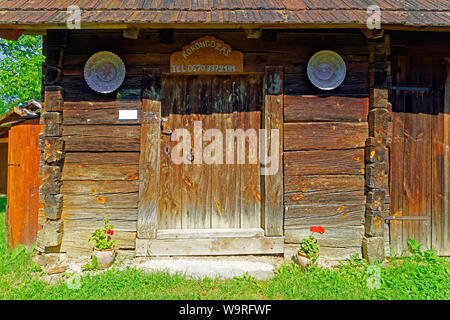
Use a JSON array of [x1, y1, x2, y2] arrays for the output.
[[0, 1, 448, 263]]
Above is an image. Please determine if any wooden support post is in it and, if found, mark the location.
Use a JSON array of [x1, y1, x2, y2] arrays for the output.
[[137, 68, 162, 240], [36, 77, 65, 253], [432, 59, 450, 255], [363, 35, 391, 263], [122, 28, 140, 39], [262, 66, 284, 237], [245, 29, 262, 39]]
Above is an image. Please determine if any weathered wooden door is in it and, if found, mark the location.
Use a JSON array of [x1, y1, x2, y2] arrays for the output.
[[158, 75, 262, 232], [390, 56, 449, 255], [6, 119, 42, 248], [137, 68, 284, 256]]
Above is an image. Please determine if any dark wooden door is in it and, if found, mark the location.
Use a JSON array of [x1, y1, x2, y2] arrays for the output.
[[390, 56, 449, 255], [157, 75, 263, 232], [0, 141, 7, 194], [6, 119, 42, 248]]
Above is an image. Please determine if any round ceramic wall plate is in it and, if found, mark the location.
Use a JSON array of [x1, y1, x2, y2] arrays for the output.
[[307, 50, 346, 90], [84, 51, 126, 93]]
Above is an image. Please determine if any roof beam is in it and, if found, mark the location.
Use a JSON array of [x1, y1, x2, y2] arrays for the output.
[[0, 29, 25, 40]]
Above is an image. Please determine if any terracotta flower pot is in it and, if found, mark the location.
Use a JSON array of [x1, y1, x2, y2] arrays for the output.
[[296, 252, 311, 270], [92, 247, 116, 269]]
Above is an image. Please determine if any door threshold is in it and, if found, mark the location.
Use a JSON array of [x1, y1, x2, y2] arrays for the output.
[[136, 236, 284, 256], [156, 228, 264, 239]]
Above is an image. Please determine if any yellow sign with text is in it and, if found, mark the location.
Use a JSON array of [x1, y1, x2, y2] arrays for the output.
[[170, 36, 243, 74]]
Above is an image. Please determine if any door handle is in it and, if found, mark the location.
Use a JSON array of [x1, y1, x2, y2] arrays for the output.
[[7, 163, 20, 167]]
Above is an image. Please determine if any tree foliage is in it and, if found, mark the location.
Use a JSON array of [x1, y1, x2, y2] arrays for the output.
[[0, 35, 44, 115]]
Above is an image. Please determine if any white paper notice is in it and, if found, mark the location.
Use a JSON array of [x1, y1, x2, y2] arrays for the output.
[[118, 109, 138, 120]]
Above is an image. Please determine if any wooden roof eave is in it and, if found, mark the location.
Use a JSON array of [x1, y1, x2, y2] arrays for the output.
[[6, 22, 450, 34], [0, 100, 41, 126]]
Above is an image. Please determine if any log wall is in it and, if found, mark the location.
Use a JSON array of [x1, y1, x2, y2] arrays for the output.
[[48, 29, 371, 257]]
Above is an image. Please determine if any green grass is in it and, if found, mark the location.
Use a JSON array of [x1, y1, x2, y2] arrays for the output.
[[0, 197, 449, 300]]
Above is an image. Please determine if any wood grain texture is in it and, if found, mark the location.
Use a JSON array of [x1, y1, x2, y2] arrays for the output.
[[56, 29, 378, 255], [63, 101, 141, 125], [138, 68, 161, 239], [145, 237, 284, 256], [284, 95, 369, 123], [210, 76, 239, 229], [183, 76, 213, 229], [388, 55, 449, 254], [158, 75, 182, 229], [284, 174, 365, 194], [63, 125, 140, 151], [284, 122, 368, 151], [284, 204, 365, 228], [62, 208, 137, 232], [284, 149, 365, 176], [284, 244, 362, 262], [61, 229, 136, 255], [157, 228, 264, 239], [262, 66, 284, 236], [431, 58, 449, 255], [158, 74, 263, 232], [238, 75, 262, 228], [6, 119, 42, 248], [285, 226, 364, 247], [61, 180, 139, 195], [62, 152, 139, 181]]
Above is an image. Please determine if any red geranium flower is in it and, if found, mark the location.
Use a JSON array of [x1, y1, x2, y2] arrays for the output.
[[310, 226, 325, 234]]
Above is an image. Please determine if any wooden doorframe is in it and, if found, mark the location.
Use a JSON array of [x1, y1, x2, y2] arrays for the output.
[[136, 67, 284, 256], [262, 66, 284, 236], [439, 58, 450, 255]]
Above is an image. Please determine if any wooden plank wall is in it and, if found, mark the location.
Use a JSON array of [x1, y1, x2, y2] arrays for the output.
[[57, 29, 370, 257], [389, 32, 450, 256], [281, 33, 369, 260]]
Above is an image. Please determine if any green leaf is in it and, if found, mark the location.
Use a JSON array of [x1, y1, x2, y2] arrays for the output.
[[0, 35, 44, 114]]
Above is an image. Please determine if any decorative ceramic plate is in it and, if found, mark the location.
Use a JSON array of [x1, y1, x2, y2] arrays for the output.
[[84, 51, 126, 93], [307, 50, 346, 90]]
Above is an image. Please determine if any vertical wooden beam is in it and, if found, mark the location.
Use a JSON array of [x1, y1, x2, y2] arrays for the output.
[[36, 86, 64, 252], [436, 58, 450, 255], [5, 130, 11, 249], [445, 59, 450, 255], [363, 35, 391, 263], [262, 66, 284, 236], [137, 68, 162, 239]]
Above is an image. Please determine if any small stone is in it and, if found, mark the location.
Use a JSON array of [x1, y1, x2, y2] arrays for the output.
[[37, 220, 63, 248], [362, 236, 385, 264], [46, 265, 68, 275]]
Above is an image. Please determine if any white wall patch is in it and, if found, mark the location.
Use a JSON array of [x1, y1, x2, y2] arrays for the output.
[[118, 109, 138, 120]]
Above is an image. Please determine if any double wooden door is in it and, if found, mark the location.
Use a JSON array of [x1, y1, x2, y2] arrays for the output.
[[157, 75, 263, 233], [390, 56, 449, 255]]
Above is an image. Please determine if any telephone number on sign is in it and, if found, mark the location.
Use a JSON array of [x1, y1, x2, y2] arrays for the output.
[[172, 64, 237, 73]]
